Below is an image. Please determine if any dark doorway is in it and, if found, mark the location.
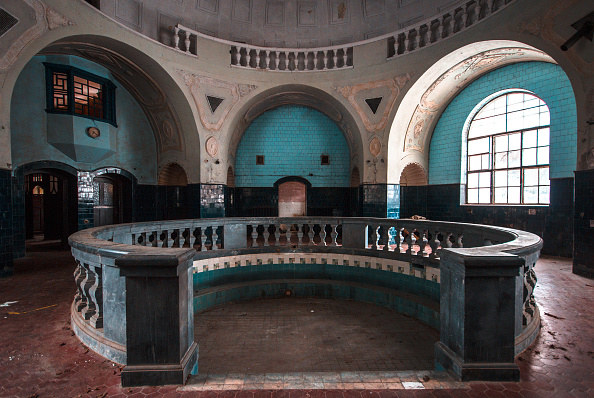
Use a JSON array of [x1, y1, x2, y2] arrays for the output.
[[92, 173, 132, 227], [25, 170, 77, 247]]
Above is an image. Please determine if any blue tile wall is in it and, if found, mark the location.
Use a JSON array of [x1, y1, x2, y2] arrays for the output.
[[429, 62, 577, 184], [0, 169, 14, 277], [235, 105, 350, 187]]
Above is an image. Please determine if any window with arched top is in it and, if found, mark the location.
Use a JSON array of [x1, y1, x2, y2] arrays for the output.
[[466, 91, 550, 205]]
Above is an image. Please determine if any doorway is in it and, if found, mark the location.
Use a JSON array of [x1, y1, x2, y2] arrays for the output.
[[278, 180, 307, 217], [25, 170, 77, 247], [92, 174, 132, 227]]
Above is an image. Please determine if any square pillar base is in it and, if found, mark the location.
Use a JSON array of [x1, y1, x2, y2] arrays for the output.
[[435, 342, 519, 382], [121, 342, 198, 387]]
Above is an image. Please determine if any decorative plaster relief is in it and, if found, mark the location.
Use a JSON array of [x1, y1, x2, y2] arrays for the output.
[[179, 70, 256, 132], [336, 73, 412, 134], [205, 136, 219, 157], [369, 136, 381, 157], [405, 47, 553, 153], [0, 1, 73, 71]]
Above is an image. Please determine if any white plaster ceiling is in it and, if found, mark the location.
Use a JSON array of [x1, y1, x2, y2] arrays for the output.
[[97, 0, 469, 48]]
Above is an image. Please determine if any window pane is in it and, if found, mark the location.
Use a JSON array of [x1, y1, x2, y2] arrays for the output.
[[468, 173, 479, 188], [524, 186, 538, 203], [494, 135, 508, 152], [481, 154, 490, 169], [509, 150, 521, 167], [539, 186, 550, 204], [468, 138, 489, 155], [509, 133, 521, 150], [509, 169, 521, 186], [540, 109, 550, 126], [494, 152, 508, 169], [52, 72, 69, 110], [538, 128, 550, 146], [523, 130, 537, 148], [494, 187, 507, 203], [478, 172, 491, 188], [479, 188, 491, 203], [469, 155, 482, 171], [507, 110, 524, 131], [539, 167, 549, 185], [495, 170, 507, 187], [509, 187, 521, 203], [537, 147, 549, 165], [523, 148, 537, 166], [524, 168, 539, 185], [506, 93, 525, 112], [468, 189, 478, 204]]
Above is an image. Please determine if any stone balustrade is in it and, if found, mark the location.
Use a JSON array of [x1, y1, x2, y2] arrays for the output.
[[69, 216, 541, 386], [172, 1, 515, 70]]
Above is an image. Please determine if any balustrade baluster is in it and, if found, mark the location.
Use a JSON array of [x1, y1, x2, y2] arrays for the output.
[[161, 230, 169, 248], [172, 229, 180, 248], [323, 50, 329, 70], [419, 26, 427, 47], [81, 262, 96, 321], [212, 227, 219, 250], [297, 224, 304, 246], [333, 49, 338, 68], [251, 225, 259, 247], [74, 261, 86, 312], [232, 47, 239, 65], [275, 52, 281, 70], [184, 31, 191, 53], [174, 26, 180, 50], [437, 20, 444, 40], [263, 225, 270, 247], [322, 224, 328, 246], [286, 225, 292, 246], [404, 32, 411, 53], [200, 228, 207, 251], [342, 48, 348, 66], [307, 224, 314, 245], [429, 230, 440, 259], [405, 230, 415, 255], [88, 263, 103, 328], [256, 50, 261, 68], [274, 225, 281, 246], [413, 29, 420, 50], [265, 50, 270, 69], [461, 8, 468, 29], [418, 230, 428, 257], [331, 224, 338, 246], [455, 233, 463, 248], [383, 226, 391, 251]]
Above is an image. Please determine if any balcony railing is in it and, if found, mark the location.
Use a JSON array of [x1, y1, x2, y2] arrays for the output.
[[69, 216, 541, 386], [171, 0, 516, 71]]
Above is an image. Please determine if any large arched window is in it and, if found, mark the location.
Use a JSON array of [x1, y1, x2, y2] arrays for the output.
[[466, 91, 550, 205]]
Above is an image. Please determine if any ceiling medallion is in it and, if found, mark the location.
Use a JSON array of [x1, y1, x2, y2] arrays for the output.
[[86, 127, 100, 139]]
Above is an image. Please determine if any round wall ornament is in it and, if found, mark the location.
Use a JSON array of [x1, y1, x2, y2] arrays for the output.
[[86, 127, 100, 139], [369, 136, 381, 157], [205, 136, 219, 157]]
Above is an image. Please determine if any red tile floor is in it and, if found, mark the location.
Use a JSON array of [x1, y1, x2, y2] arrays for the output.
[[0, 249, 592, 397]]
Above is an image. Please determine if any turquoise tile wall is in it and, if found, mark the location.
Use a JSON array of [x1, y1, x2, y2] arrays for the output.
[[429, 62, 577, 184], [235, 105, 350, 187]]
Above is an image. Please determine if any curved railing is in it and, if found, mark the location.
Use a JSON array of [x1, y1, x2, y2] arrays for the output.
[[172, 0, 516, 71], [69, 216, 541, 386]]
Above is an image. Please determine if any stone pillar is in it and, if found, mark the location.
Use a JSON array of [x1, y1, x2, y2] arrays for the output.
[[435, 249, 523, 381], [117, 249, 198, 386], [0, 169, 14, 277]]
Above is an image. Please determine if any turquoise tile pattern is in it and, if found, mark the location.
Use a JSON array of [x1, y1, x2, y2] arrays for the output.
[[235, 105, 350, 187], [429, 62, 577, 184]]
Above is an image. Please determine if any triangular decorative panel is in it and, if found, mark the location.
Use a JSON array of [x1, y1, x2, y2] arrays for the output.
[[206, 95, 224, 113], [365, 97, 382, 114], [0, 8, 18, 37]]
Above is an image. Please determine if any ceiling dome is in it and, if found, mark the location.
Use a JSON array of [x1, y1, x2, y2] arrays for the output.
[[96, 0, 469, 48]]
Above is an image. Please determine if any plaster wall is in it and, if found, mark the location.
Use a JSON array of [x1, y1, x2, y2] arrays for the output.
[[10, 55, 157, 184]]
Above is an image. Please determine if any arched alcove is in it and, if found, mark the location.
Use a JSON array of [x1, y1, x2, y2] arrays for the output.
[[399, 163, 427, 186], [158, 163, 188, 186]]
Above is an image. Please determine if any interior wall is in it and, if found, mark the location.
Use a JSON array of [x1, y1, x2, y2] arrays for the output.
[[235, 105, 350, 187], [428, 61, 577, 183], [10, 55, 157, 184]]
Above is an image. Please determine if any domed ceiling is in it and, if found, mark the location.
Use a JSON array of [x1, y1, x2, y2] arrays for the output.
[[96, 0, 468, 48]]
